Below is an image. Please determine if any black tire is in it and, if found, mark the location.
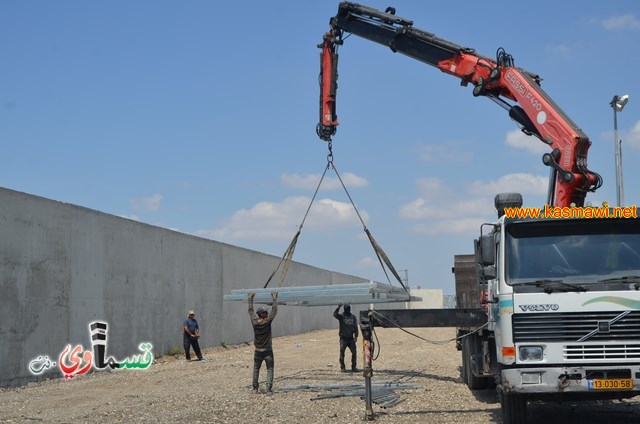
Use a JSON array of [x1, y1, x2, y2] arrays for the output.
[[500, 391, 527, 424], [485, 375, 497, 389], [463, 336, 487, 390], [461, 337, 469, 384]]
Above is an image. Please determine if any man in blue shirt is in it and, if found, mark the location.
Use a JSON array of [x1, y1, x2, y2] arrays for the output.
[[183, 310, 204, 361]]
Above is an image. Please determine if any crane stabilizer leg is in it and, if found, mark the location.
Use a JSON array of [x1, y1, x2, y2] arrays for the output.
[[361, 315, 375, 420]]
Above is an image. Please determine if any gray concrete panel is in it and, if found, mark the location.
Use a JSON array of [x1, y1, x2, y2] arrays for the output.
[[0, 187, 374, 387]]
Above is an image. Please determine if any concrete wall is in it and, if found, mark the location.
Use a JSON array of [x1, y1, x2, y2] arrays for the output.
[[0, 187, 371, 387], [405, 289, 444, 309]]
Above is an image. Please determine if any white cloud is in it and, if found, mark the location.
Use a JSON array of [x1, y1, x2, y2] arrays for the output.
[[623, 120, 640, 149], [310, 198, 369, 227], [400, 177, 467, 220], [410, 218, 487, 235], [399, 198, 446, 219], [601, 14, 640, 30], [356, 257, 378, 268], [399, 175, 496, 235], [456, 197, 496, 213], [281, 172, 368, 190], [130, 194, 163, 212], [399, 195, 494, 221], [469, 173, 548, 196], [203, 196, 369, 241], [398, 172, 547, 236], [505, 129, 550, 155], [417, 142, 473, 162], [416, 177, 454, 198]]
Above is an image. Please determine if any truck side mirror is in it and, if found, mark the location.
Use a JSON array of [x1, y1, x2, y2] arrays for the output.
[[479, 234, 495, 266]]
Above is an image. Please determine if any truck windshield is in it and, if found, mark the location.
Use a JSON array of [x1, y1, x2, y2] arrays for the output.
[[505, 218, 640, 286]]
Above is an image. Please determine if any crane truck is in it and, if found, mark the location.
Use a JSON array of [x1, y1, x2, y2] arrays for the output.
[[316, 3, 640, 423]]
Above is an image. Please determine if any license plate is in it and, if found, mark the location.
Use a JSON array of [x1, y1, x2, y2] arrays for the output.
[[588, 379, 633, 390]]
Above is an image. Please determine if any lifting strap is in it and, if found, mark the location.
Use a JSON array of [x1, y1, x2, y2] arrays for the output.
[[263, 161, 331, 289], [264, 142, 410, 295]]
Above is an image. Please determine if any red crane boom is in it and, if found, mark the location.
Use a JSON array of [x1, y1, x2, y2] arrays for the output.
[[317, 2, 602, 207]]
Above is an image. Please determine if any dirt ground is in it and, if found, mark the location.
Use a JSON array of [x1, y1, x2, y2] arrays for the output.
[[2, 327, 640, 423]]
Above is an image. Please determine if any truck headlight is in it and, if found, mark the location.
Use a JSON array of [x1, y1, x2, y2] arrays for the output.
[[519, 346, 543, 361]]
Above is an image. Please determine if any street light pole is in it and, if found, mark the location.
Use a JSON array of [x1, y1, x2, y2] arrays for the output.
[[610, 94, 629, 207], [613, 104, 622, 206], [398, 269, 409, 287]]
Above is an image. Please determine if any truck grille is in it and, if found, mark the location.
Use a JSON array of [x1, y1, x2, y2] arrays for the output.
[[564, 344, 640, 360], [513, 311, 640, 342]]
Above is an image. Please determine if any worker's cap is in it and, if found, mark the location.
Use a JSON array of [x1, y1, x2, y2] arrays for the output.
[[343, 304, 351, 311], [256, 307, 268, 315], [188, 310, 195, 315]]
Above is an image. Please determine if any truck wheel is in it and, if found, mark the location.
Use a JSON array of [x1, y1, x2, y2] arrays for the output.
[[461, 341, 469, 384], [463, 337, 487, 390], [500, 391, 527, 424], [485, 376, 497, 389]]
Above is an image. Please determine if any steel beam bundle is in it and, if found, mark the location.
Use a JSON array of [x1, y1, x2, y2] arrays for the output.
[[223, 282, 413, 306], [278, 381, 419, 392], [308, 387, 406, 408]]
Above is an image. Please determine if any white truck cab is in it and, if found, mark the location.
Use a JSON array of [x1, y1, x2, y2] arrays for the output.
[[464, 194, 640, 423]]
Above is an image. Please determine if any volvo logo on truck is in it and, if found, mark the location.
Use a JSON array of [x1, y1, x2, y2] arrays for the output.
[[519, 304, 559, 312]]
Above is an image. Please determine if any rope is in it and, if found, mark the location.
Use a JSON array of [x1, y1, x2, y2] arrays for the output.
[[331, 161, 409, 294], [263, 231, 300, 289], [263, 162, 330, 289], [265, 141, 408, 296], [369, 310, 489, 345]]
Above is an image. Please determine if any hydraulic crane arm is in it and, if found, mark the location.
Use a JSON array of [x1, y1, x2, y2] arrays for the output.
[[317, 2, 602, 208]]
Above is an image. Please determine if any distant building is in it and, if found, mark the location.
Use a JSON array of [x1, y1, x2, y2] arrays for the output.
[[406, 288, 443, 309]]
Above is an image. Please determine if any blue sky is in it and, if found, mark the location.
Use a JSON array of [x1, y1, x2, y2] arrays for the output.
[[2, 1, 640, 294]]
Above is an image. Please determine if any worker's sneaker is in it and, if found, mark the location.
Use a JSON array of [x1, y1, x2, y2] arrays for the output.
[[265, 385, 273, 395], [351, 367, 359, 372], [252, 387, 259, 394], [340, 368, 347, 373]]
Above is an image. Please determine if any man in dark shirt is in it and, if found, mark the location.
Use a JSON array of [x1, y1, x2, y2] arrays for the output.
[[248, 291, 278, 394], [334, 304, 358, 372], [183, 310, 204, 361]]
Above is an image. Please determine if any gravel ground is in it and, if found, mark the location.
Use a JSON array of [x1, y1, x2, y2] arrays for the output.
[[2, 327, 640, 423]]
